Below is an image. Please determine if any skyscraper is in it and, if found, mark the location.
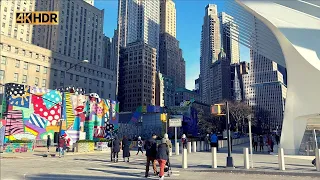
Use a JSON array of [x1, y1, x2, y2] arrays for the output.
[[118, 0, 160, 50], [160, 0, 176, 37], [242, 51, 287, 130], [200, 4, 221, 104], [219, 12, 240, 64], [118, 42, 157, 112], [158, 0, 185, 107]]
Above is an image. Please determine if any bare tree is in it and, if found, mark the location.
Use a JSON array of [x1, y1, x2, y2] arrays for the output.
[[197, 107, 222, 134], [254, 108, 272, 133], [223, 100, 253, 133]]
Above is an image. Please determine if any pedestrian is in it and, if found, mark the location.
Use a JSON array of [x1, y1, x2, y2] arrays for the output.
[[259, 135, 264, 152], [58, 135, 66, 158], [181, 134, 187, 149], [136, 136, 144, 155], [47, 135, 51, 152], [157, 138, 169, 180], [122, 136, 130, 162], [204, 134, 210, 151], [275, 134, 280, 145], [144, 133, 158, 177], [163, 133, 172, 154], [112, 136, 121, 162], [210, 132, 218, 151], [253, 135, 258, 152]]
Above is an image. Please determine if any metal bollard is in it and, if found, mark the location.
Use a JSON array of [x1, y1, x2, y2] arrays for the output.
[[182, 148, 188, 168], [316, 148, 320, 171], [175, 142, 180, 156], [212, 147, 217, 168], [200, 141, 204, 151], [169, 147, 172, 156], [278, 148, 285, 170], [244, 148, 249, 169], [187, 142, 192, 153], [197, 141, 201, 152], [192, 141, 197, 153]]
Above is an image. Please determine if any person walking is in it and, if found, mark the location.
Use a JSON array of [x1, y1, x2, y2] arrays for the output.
[[259, 135, 264, 152], [181, 134, 187, 149], [112, 136, 121, 162], [136, 136, 144, 155], [163, 133, 172, 154], [275, 134, 280, 145], [47, 135, 51, 152], [157, 138, 169, 180], [253, 135, 258, 152], [122, 136, 130, 162], [205, 134, 210, 151], [58, 135, 66, 158], [210, 132, 218, 151], [144, 133, 158, 177]]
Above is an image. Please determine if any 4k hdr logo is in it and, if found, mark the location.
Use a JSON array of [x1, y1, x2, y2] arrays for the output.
[[16, 11, 59, 25]]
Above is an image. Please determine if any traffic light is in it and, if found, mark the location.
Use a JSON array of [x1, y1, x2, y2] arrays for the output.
[[211, 104, 226, 115]]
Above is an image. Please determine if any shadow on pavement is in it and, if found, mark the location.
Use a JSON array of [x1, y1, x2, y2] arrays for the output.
[[25, 174, 148, 180], [87, 168, 144, 179]]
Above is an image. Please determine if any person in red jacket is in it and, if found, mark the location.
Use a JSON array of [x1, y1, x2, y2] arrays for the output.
[[59, 136, 66, 158]]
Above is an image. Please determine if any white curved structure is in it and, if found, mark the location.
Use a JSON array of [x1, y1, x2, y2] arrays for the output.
[[235, 0, 320, 154]]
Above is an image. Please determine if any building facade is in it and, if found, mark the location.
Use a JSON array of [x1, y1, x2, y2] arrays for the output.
[[209, 49, 232, 104], [118, 42, 157, 112], [242, 51, 287, 130], [160, 0, 176, 38], [219, 12, 240, 64], [175, 88, 201, 106], [156, 73, 175, 107], [200, 4, 221, 104], [102, 35, 113, 70], [0, 35, 116, 99]]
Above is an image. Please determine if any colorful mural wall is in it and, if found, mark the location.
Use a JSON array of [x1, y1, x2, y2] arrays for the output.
[[0, 83, 119, 144]]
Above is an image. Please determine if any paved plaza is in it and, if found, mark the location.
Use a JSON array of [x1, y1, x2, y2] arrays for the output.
[[1, 144, 320, 180]]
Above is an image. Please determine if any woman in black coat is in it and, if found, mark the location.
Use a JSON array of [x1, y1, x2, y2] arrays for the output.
[[122, 136, 130, 162], [112, 136, 121, 162]]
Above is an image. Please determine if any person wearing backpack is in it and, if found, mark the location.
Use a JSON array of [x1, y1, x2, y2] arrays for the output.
[[144, 133, 158, 177], [136, 136, 144, 155]]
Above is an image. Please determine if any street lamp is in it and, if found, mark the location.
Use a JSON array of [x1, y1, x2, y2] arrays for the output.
[[58, 60, 89, 138]]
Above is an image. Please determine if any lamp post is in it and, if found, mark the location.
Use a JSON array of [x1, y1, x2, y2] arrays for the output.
[[226, 101, 234, 168], [58, 60, 89, 138], [248, 114, 253, 168]]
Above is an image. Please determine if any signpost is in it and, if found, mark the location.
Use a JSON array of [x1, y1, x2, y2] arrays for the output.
[[169, 116, 182, 148]]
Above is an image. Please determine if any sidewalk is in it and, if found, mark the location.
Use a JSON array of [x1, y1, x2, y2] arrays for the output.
[[168, 143, 320, 177], [0, 146, 110, 159]]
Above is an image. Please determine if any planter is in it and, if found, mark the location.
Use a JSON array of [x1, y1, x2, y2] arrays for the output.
[[96, 142, 111, 152], [74, 142, 94, 153], [3, 143, 34, 153]]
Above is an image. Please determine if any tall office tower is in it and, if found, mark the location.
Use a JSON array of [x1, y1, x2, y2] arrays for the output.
[[117, 0, 128, 48], [118, 0, 160, 49], [242, 51, 287, 130], [102, 35, 113, 70], [200, 4, 221, 104], [118, 42, 157, 112], [160, 0, 176, 37], [158, 0, 185, 96], [31, 0, 104, 66], [219, 12, 240, 64], [209, 49, 231, 104]]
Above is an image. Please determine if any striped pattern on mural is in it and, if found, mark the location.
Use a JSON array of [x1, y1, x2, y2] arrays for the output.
[[5, 110, 24, 136], [65, 93, 75, 129], [67, 130, 80, 142], [29, 114, 48, 129]]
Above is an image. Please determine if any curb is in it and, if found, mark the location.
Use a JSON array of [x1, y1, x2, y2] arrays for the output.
[[188, 168, 320, 177]]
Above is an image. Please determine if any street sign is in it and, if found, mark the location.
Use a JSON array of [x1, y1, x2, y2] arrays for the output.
[[169, 117, 182, 127]]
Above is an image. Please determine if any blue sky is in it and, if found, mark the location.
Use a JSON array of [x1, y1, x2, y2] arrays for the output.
[[95, 0, 249, 90]]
